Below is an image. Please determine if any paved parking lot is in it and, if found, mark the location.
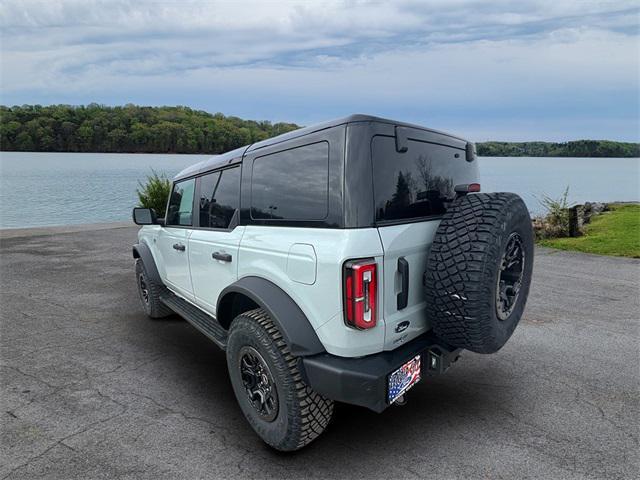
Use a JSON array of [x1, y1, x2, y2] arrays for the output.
[[1, 225, 638, 479]]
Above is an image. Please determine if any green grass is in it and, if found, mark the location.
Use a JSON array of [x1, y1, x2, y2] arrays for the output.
[[538, 204, 640, 258]]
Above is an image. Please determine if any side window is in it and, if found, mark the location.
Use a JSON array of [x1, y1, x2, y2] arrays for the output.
[[166, 178, 195, 226], [198, 167, 240, 229], [251, 142, 329, 221]]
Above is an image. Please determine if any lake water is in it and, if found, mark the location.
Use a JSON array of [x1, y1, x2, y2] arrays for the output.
[[0, 152, 638, 229]]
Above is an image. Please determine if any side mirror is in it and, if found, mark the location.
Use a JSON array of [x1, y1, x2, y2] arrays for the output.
[[132, 207, 164, 226]]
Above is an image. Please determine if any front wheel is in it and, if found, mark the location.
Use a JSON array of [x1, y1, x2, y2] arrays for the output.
[[135, 259, 172, 319], [226, 308, 334, 451]]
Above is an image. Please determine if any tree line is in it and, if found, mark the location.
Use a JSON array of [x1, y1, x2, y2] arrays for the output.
[[0, 104, 299, 154], [1, 104, 638, 157], [477, 140, 639, 158]]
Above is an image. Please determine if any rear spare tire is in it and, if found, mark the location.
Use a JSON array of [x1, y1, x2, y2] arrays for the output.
[[424, 192, 534, 354]]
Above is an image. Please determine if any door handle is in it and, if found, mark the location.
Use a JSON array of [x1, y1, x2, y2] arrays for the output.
[[212, 251, 232, 262], [172, 243, 186, 252], [397, 257, 409, 310]]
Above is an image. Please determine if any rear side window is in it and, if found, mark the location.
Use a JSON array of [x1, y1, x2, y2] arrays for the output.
[[166, 178, 195, 226], [251, 142, 329, 220], [372, 136, 475, 223], [198, 167, 240, 229]]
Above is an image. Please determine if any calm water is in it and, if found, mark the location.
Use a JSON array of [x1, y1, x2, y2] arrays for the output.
[[0, 152, 638, 229]]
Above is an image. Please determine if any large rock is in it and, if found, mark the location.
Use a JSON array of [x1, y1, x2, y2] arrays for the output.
[[582, 202, 608, 224]]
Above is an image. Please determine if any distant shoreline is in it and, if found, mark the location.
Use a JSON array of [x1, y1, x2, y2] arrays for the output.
[[2, 105, 639, 158], [2, 151, 638, 159], [476, 140, 640, 158]]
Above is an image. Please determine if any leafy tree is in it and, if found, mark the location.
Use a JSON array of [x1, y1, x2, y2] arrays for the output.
[[0, 104, 301, 154], [476, 140, 639, 158], [391, 171, 413, 207], [1, 104, 638, 157], [137, 170, 171, 216]]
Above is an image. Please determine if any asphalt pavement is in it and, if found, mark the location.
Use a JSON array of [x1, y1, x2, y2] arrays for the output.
[[1, 224, 638, 479]]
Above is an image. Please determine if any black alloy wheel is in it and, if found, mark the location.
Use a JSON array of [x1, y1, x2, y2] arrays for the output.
[[238, 345, 279, 422], [496, 232, 526, 321], [138, 273, 150, 305]]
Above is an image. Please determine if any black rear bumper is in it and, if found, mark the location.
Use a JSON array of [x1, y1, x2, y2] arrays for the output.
[[301, 331, 461, 413]]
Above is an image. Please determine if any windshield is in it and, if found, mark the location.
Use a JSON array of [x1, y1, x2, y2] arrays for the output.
[[372, 135, 477, 223]]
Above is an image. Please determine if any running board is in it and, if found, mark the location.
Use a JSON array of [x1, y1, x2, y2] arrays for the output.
[[160, 292, 228, 349]]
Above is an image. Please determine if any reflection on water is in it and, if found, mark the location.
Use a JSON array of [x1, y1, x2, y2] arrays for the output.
[[0, 152, 638, 228]]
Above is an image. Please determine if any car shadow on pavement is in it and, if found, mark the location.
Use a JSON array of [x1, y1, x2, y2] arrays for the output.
[[164, 319, 508, 458]]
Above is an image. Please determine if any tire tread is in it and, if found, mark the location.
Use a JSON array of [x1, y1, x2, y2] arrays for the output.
[[135, 259, 172, 319], [424, 192, 532, 353], [229, 308, 333, 451]]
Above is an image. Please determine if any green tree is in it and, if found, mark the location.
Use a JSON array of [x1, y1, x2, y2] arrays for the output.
[[137, 170, 171, 216], [2, 104, 638, 157]]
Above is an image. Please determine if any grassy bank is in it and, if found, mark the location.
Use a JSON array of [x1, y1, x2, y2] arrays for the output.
[[538, 204, 640, 258]]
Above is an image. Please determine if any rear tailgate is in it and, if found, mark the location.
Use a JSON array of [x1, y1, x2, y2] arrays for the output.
[[371, 132, 478, 350], [377, 221, 440, 349]]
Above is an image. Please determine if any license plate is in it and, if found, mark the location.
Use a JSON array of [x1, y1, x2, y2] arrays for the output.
[[387, 355, 421, 404]]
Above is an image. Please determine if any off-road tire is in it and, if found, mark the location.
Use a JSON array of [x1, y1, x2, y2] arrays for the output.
[[226, 308, 334, 451], [424, 192, 534, 354], [135, 259, 172, 319]]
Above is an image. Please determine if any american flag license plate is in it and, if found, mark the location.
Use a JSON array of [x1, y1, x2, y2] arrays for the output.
[[387, 355, 422, 404]]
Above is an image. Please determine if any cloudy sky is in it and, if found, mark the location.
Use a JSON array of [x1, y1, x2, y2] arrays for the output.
[[1, 0, 638, 141]]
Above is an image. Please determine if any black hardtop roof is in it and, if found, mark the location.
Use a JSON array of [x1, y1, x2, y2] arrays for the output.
[[173, 146, 245, 181], [173, 114, 469, 180]]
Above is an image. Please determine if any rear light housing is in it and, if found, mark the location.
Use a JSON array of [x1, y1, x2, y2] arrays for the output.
[[343, 258, 377, 329], [454, 183, 481, 195]]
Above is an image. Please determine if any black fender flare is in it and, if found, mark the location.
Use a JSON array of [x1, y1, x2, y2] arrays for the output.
[[132, 243, 163, 285], [217, 276, 325, 357]]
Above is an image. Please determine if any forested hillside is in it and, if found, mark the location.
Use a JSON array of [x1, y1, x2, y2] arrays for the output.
[[477, 140, 639, 158], [1, 105, 638, 157], [0, 104, 299, 154]]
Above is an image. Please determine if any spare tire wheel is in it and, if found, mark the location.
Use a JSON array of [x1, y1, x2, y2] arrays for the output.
[[424, 192, 534, 354]]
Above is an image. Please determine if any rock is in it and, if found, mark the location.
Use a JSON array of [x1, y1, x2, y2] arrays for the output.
[[582, 202, 608, 224], [532, 202, 610, 239]]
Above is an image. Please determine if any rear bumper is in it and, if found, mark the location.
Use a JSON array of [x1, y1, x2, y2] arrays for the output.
[[301, 331, 461, 413]]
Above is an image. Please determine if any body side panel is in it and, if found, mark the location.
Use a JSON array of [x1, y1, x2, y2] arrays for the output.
[[156, 227, 195, 301], [218, 276, 325, 356], [136, 225, 166, 280], [238, 225, 385, 357], [188, 226, 246, 316]]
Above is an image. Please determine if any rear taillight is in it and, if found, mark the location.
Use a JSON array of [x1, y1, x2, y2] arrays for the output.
[[454, 183, 481, 195], [343, 259, 377, 329]]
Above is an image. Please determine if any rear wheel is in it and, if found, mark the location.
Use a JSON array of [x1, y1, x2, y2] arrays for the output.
[[424, 192, 534, 353], [226, 308, 334, 451]]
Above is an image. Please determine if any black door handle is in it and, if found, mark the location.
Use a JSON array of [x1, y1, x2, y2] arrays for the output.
[[172, 243, 185, 252], [397, 257, 409, 310], [212, 251, 232, 262]]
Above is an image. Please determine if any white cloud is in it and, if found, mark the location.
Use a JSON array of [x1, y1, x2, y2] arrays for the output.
[[0, 0, 638, 140]]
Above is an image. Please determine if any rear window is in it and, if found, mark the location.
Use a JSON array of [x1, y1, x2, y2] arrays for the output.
[[372, 136, 475, 223], [251, 142, 329, 221]]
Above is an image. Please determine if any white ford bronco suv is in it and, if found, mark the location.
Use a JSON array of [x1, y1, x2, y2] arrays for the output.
[[132, 115, 533, 451]]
